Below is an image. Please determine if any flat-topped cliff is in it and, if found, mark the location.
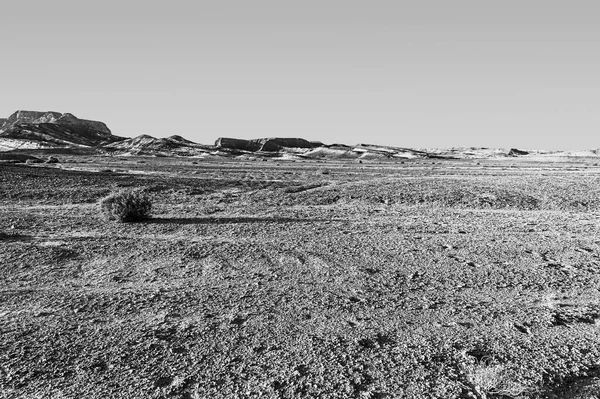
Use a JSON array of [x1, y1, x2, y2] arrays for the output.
[[0, 110, 123, 148], [215, 137, 322, 152]]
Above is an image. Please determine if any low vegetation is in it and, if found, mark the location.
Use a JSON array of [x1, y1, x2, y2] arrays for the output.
[[99, 188, 152, 222], [465, 360, 529, 398]]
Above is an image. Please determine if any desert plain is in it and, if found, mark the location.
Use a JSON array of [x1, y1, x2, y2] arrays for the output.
[[2, 153, 600, 399]]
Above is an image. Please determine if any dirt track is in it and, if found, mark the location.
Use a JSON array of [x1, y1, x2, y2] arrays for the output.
[[1, 156, 600, 398]]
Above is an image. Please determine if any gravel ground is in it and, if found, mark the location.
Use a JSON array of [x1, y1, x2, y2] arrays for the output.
[[1, 156, 600, 398]]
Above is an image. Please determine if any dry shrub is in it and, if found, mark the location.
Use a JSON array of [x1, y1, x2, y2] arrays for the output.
[[466, 359, 529, 398], [99, 188, 152, 222]]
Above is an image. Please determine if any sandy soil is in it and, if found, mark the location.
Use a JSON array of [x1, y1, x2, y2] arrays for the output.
[[1, 155, 600, 398]]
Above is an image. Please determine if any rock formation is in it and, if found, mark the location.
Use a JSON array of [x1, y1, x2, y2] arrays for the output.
[[106, 134, 212, 156], [0, 110, 124, 147], [508, 148, 530, 156], [254, 138, 320, 151], [215, 137, 321, 152], [0, 111, 594, 160], [214, 138, 262, 152], [1, 111, 62, 129]]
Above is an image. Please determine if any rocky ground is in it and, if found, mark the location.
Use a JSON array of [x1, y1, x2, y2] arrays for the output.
[[1, 155, 600, 398]]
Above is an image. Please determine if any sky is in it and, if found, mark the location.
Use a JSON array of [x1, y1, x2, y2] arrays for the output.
[[1, 1, 599, 150]]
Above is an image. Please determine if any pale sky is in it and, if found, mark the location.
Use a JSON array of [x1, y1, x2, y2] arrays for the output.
[[1, 1, 599, 150]]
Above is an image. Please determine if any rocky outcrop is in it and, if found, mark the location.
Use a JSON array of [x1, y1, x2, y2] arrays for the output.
[[215, 138, 262, 152], [0, 110, 123, 147], [253, 138, 318, 151], [168, 135, 197, 145], [1, 111, 60, 129], [106, 134, 212, 156], [107, 134, 158, 148], [302, 147, 361, 159], [216, 137, 321, 152], [1, 112, 589, 160], [508, 148, 529, 156], [54, 113, 112, 137], [108, 134, 206, 150]]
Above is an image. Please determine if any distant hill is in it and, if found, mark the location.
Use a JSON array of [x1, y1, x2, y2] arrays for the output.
[[0, 110, 125, 149], [215, 137, 322, 152], [105, 134, 214, 156], [1, 110, 598, 159]]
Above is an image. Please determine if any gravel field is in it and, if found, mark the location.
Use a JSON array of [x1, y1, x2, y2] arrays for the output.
[[1, 156, 600, 398]]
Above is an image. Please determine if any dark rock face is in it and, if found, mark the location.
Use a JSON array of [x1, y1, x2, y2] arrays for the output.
[[215, 138, 262, 152], [216, 137, 321, 152], [0, 110, 123, 147], [253, 138, 318, 151], [508, 148, 529, 156]]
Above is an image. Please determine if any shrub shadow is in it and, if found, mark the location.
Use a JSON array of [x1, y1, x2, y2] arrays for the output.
[[145, 216, 335, 225], [0, 232, 34, 242]]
